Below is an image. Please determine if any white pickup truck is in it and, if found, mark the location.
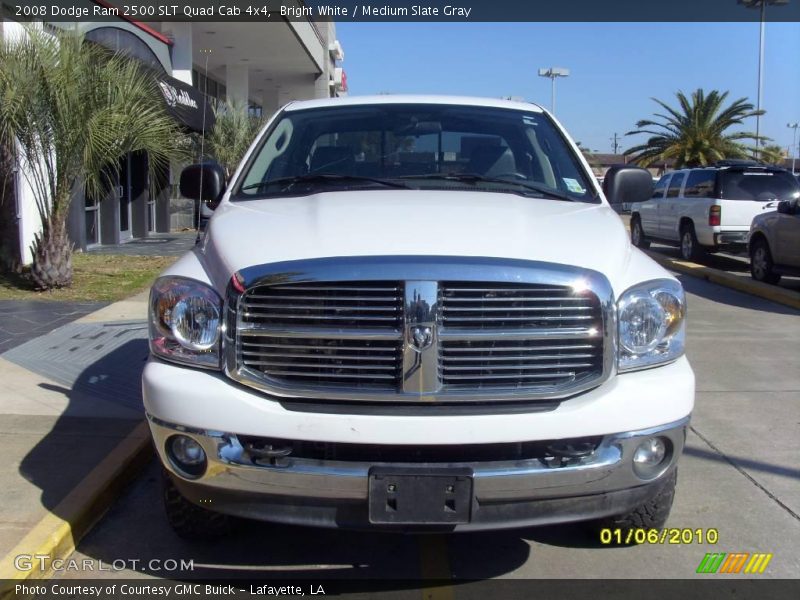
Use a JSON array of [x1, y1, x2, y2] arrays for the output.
[[630, 162, 800, 261], [144, 96, 694, 537]]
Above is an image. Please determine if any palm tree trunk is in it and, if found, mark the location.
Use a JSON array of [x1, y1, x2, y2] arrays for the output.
[[30, 192, 73, 289]]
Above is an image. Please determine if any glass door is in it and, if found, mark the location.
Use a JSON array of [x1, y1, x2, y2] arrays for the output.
[[119, 154, 132, 242], [84, 195, 100, 246]]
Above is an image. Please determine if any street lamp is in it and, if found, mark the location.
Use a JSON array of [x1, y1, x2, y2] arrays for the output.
[[788, 122, 799, 174], [738, 0, 789, 159], [538, 67, 569, 115]]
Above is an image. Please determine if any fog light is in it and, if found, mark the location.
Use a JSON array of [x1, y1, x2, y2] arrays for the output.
[[167, 435, 207, 478], [632, 437, 668, 479]]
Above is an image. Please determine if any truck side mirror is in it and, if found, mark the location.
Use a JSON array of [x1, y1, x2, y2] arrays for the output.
[[603, 165, 654, 207], [180, 162, 226, 210], [776, 200, 795, 215]]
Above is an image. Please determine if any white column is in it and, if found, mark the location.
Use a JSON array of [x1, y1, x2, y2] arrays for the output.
[[226, 65, 250, 106], [165, 22, 193, 85]]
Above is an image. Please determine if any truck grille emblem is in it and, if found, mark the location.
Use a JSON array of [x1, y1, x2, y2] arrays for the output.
[[409, 326, 433, 352]]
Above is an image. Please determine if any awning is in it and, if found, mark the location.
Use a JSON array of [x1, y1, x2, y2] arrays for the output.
[[156, 74, 215, 133]]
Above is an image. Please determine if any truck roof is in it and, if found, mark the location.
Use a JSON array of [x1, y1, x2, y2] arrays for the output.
[[283, 94, 546, 113]]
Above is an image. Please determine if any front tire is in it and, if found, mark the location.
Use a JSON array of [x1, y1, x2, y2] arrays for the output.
[[679, 224, 703, 262], [596, 469, 677, 537], [630, 216, 650, 249], [750, 238, 781, 284], [162, 470, 231, 540]]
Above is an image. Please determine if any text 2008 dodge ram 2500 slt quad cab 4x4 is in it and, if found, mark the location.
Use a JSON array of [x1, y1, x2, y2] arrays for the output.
[[144, 96, 694, 537]]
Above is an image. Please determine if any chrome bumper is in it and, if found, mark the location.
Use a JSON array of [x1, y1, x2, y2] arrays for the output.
[[148, 414, 688, 530]]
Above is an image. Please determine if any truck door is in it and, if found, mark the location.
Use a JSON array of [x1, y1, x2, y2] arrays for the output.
[[640, 173, 669, 237], [660, 171, 686, 239]]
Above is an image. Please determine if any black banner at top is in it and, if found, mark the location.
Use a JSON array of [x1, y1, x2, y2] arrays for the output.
[[5, 0, 800, 22]]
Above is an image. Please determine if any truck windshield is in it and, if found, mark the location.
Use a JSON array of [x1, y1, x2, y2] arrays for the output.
[[719, 170, 800, 201], [233, 103, 597, 203]]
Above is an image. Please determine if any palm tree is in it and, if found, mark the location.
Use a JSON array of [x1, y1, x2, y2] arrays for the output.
[[624, 89, 766, 169], [0, 29, 186, 289], [757, 144, 785, 165], [206, 100, 266, 177]]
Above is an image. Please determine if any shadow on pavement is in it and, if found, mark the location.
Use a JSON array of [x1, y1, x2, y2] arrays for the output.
[[683, 445, 800, 482], [17, 339, 146, 517], [676, 274, 800, 316]]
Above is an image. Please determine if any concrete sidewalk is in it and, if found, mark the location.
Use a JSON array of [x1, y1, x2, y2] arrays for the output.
[[0, 291, 153, 586]]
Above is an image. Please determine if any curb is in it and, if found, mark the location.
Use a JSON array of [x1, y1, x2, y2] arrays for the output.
[[646, 251, 800, 311], [0, 421, 153, 595]]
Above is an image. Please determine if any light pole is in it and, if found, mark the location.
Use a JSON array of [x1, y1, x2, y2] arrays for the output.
[[738, 0, 789, 159], [538, 67, 569, 115], [788, 122, 799, 174]]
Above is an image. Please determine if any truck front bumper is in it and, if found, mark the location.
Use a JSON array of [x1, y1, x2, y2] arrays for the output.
[[143, 356, 693, 531]]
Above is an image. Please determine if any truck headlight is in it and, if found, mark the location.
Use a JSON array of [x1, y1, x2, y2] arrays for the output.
[[149, 276, 222, 369], [617, 279, 685, 372]]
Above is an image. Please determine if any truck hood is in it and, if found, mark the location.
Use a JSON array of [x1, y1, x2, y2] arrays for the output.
[[199, 190, 637, 292]]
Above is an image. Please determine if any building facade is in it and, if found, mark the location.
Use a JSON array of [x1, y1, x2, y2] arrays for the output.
[[0, 0, 346, 267]]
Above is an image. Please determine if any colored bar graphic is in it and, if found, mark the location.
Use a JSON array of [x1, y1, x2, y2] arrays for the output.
[[697, 552, 773, 575]]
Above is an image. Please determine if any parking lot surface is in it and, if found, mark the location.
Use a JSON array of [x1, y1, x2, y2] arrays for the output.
[[51, 273, 800, 586]]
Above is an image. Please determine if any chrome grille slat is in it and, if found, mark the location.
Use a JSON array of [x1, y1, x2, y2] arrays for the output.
[[443, 314, 595, 322], [441, 353, 596, 362], [244, 304, 400, 311], [245, 361, 397, 371], [445, 296, 590, 303], [242, 351, 398, 361], [443, 344, 595, 352], [444, 373, 576, 381], [239, 327, 401, 340], [265, 371, 397, 381], [257, 286, 400, 292], [241, 343, 397, 353], [243, 313, 400, 322], [442, 362, 594, 371], [444, 306, 593, 312], [245, 295, 401, 302]]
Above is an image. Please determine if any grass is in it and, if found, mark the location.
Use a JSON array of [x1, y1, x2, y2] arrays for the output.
[[0, 254, 177, 303]]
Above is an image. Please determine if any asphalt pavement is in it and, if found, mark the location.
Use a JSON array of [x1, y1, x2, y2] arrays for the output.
[[55, 273, 800, 584]]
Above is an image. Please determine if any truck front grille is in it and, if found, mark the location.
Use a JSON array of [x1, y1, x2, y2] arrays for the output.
[[239, 282, 403, 389], [438, 283, 603, 390], [227, 258, 613, 403]]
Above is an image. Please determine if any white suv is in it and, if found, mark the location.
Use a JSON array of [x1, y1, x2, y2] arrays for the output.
[[144, 96, 693, 536], [630, 162, 800, 261]]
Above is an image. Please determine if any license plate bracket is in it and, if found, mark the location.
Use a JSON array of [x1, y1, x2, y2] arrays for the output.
[[368, 467, 473, 525]]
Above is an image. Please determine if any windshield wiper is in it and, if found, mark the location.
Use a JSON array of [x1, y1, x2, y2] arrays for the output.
[[240, 173, 414, 193], [399, 172, 578, 202]]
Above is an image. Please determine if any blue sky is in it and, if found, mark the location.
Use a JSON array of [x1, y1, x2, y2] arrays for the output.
[[335, 22, 800, 155]]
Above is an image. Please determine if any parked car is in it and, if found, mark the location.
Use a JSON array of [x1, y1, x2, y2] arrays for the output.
[[630, 162, 800, 261], [748, 197, 800, 283], [144, 96, 693, 537]]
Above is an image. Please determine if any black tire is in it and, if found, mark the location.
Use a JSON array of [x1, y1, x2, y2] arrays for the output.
[[750, 238, 781, 284], [162, 470, 231, 540], [679, 223, 704, 262], [595, 469, 677, 539], [630, 216, 650, 249]]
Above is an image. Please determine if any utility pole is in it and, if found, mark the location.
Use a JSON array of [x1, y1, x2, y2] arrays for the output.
[[610, 133, 620, 155]]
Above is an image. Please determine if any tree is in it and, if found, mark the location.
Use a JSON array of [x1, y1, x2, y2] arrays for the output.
[[624, 89, 766, 169], [757, 144, 785, 165], [205, 100, 266, 177], [0, 29, 185, 289]]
